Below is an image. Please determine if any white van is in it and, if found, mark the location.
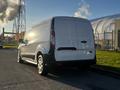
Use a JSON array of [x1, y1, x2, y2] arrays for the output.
[[18, 16, 96, 75]]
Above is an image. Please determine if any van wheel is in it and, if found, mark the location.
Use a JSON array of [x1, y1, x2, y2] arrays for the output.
[[37, 54, 48, 76], [17, 50, 24, 63]]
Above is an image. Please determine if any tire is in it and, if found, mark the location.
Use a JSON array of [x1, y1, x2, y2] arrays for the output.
[[37, 54, 48, 76], [17, 50, 24, 63]]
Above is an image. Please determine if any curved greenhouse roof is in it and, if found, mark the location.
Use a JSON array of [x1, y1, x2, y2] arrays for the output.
[[91, 14, 120, 50], [91, 14, 120, 34]]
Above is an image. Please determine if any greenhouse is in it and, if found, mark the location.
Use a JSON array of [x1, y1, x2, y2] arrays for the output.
[[91, 14, 120, 50]]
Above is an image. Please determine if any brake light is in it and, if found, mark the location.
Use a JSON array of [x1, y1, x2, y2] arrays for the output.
[[51, 30, 55, 48]]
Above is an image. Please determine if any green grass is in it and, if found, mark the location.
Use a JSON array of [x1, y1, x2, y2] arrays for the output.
[[96, 50, 120, 72], [3, 45, 18, 48], [3, 42, 18, 49]]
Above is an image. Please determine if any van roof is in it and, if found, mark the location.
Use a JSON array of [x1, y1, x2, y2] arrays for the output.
[[32, 16, 89, 28], [53, 16, 88, 20]]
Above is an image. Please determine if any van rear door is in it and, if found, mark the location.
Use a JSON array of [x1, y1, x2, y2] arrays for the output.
[[54, 17, 95, 61]]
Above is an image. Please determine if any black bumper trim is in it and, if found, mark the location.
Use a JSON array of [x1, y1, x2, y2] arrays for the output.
[[55, 60, 96, 66], [43, 54, 96, 66]]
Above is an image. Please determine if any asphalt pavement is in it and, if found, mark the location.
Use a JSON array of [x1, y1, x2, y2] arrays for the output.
[[0, 49, 120, 90]]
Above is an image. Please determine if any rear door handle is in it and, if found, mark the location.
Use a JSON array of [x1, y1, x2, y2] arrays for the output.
[[81, 41, 87, 43], [57, 47, 77, 51]]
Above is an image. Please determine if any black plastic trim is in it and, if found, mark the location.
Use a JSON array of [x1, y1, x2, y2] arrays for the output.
[[55, 59, 96, 66], [81, 40, 87, 43], [57, 47, 77, 51], [22, 54, 35, 60]]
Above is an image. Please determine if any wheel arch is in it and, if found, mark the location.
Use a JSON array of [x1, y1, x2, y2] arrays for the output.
[[35, 45, 49, 62]]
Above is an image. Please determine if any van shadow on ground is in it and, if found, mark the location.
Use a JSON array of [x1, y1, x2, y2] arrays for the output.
[[93, 64, 120, 74], [46, 67, 107, 90], [22, 62, 118, 90]]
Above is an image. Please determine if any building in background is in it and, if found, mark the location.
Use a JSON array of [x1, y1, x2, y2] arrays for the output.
[[0, 28, 25, 48], [91, 14, 120, 50], [13, 31, 25, 41]]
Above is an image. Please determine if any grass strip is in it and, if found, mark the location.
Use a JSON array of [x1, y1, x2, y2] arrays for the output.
[[96, 50, 120, 73]]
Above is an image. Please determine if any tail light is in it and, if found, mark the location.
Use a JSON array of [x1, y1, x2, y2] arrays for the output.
[[50, 30, 55, 48]]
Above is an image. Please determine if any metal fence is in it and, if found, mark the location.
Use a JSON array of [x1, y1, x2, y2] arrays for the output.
[[95, 31, 115, 50]]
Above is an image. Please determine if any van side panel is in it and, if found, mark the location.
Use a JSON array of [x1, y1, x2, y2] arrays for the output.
[[54, 17, 95, 61], [31, 20, 52, 54], [21, 19, 52, 59]]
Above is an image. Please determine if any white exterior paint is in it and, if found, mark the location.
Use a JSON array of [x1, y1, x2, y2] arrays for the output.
[[19, 16, 95, 63], [54, 17, 95, 61]]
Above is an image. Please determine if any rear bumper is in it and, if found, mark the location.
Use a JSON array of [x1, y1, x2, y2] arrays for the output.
[[55, 59, 96, 66], [44, 54, 96, 67]]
